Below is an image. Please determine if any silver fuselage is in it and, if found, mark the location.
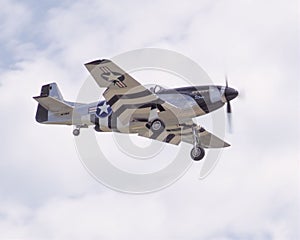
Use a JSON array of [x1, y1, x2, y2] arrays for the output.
[[64, 85, 235, 133]]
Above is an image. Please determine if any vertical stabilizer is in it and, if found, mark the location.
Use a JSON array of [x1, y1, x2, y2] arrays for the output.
[[34, 83, 73, 125], [40, 83, 64, 100]]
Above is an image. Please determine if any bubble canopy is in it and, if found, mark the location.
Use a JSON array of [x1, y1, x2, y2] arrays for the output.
[[147, 84, 166, 94]]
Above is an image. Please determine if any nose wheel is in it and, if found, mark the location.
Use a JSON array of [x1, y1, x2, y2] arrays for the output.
[[190, 146, 205, 161]]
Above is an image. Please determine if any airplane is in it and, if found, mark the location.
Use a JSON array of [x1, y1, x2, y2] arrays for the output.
[[33, 59, 238, 161]]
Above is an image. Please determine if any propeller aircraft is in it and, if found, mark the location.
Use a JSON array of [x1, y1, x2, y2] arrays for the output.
[[33, 59, 238, 161]]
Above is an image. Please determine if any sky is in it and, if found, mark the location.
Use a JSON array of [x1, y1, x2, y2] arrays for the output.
[[0, 0, 299, 239]]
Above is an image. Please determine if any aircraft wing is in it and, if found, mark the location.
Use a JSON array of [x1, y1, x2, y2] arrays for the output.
[[180, 125, 230, 148], [138, 122, 230, 148], [85, 59, 181, 125]]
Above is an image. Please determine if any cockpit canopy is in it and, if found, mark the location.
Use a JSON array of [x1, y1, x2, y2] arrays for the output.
[[148, 84, 166, 94]]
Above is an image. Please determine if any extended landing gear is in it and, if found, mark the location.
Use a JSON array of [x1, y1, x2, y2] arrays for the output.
[[73, 128, 80, 136], [190, 126, 205, 161], [72, 124, 88, 136], [190, 145, 205, 161], [150, 119, 165, 133]]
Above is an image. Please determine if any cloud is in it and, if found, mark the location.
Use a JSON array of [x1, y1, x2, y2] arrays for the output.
[[0, 0, 31, 39], [0, 0, 299, 239]]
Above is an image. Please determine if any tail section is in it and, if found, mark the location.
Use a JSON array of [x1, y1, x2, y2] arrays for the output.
[[40, 82, 64, 100], [34, 83, 74, 125]]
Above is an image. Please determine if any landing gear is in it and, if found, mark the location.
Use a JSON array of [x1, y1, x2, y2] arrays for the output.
[[73, 128, 80, 136], [190, 126, 205, 161], [150, 119, 165, 132], [190, 146, 205, 161], [72, 124, 88, 136]]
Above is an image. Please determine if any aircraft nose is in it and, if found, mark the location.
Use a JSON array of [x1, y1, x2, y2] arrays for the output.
[[225, 87, 239, 101]]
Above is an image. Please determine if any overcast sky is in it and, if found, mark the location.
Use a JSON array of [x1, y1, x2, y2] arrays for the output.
[[0, 0, 299, 239]]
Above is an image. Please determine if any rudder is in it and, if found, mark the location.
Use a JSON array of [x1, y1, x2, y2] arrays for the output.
[[34, 83, 73, 124], [40, 83, 64, 100]]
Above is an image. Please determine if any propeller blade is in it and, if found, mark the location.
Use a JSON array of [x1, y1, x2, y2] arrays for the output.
[[227, 101, 232, 114], [224, 74, 235, 133]]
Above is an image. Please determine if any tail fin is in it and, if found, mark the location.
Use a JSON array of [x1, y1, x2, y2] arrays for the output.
[[40, 82, 64, 100], [33, 83, 73, 124]]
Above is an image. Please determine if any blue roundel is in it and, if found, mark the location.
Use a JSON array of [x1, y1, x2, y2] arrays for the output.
[[96, 101, 112, 118]]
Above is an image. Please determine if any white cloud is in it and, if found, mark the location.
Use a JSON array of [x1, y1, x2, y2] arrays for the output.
[[0, 0, 31, 39]]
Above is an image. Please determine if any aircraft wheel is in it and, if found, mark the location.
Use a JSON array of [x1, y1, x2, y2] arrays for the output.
[[190, 146, 205, 161], [150, 119, 165, 132], [73, 128, 80, 136]]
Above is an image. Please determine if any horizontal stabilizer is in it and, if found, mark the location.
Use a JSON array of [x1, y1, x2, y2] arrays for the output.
[[33, 96, 73, 113]]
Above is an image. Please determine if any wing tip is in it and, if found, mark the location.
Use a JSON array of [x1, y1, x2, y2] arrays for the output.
[[84, 59, 110, 67]]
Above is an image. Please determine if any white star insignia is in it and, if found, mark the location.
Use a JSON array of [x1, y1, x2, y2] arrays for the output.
[[98, 102, 109, 115], [106, 72, 121, 81]]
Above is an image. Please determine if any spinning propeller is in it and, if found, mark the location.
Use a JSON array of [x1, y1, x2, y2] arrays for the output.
[[224, 75, 238, 133]]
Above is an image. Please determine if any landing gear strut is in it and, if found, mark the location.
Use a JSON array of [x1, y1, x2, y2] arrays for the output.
[[190, 126, 205, 161]]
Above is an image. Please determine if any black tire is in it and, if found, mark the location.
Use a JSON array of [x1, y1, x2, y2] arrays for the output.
[[73, 128, 80, 136], [190, 146, 205, 161], [150, 119, 165, 132]]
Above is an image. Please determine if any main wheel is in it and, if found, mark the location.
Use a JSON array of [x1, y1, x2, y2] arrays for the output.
[[73, 128, 80, 136], [190, 146, 205, 161], [150, 119, 165, 132]]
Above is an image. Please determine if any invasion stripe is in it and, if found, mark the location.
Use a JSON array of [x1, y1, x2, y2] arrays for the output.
[[168, 127, 206, 137], [112, 114, 118, 130], [150, 129, 165, 140], [170, 135, 181, 145], [107, 89, 154, 107], [166, 126, 194, 133], [114, 99, 165, 118], [164, 134, 175, 143], [167, 127, 181, 132], [108, 113, 118, 131], [104, 84, 146, 100], [112, 94, 159, 112], [108, 114, 112, 129]]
